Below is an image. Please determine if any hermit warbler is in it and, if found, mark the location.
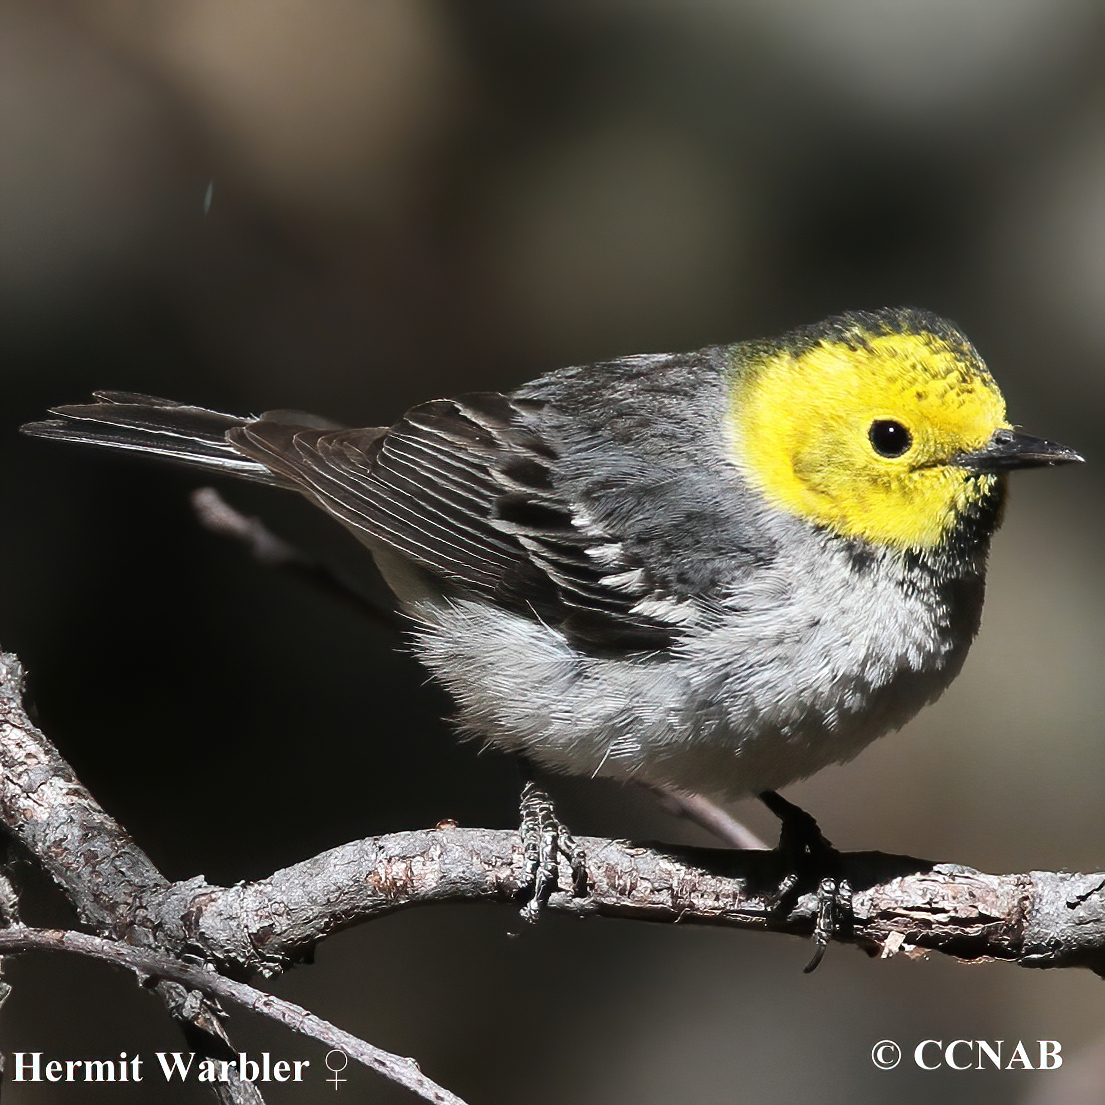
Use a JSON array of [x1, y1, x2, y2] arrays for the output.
[[23, 307, 1080, 809]]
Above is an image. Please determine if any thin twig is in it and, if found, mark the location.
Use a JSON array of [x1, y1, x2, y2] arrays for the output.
[[0, 927, 468, 1105], [643, 784, 769, 849], [190, 487, 400, 632]]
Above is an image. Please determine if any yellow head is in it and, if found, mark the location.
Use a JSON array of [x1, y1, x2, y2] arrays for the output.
[[729, 309, 1080, 552]]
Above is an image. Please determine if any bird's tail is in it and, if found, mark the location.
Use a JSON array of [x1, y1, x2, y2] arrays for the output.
[[21, 391, 284, 486]]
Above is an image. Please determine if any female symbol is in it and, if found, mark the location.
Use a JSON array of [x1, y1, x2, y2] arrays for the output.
[[325, 1049, 348, 1090]]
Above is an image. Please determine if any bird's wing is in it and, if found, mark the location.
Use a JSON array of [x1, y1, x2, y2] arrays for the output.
[[234, 393, 685, 650]]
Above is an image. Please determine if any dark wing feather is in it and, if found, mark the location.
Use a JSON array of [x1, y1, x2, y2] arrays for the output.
[[22, 394, 282, 485], [233, 395, 683, 650]]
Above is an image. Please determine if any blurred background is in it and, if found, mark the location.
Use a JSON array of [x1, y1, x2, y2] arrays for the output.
[[1, 0, 1104, 1101]]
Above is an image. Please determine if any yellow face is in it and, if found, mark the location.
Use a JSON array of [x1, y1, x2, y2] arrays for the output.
[[729, 329, 1011, 551]]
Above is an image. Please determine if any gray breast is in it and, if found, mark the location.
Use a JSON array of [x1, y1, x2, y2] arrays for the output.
[[405, 528, 987, 800]]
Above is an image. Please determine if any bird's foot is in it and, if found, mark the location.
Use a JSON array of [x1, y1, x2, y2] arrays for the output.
[[759, 790, 853, 972], [518, 779, 588, 922]]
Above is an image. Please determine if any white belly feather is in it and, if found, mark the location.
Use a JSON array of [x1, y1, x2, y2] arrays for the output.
[[406, 539, 980, 800]]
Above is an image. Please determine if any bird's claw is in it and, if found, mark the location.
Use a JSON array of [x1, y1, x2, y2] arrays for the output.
[[759, 790, 854, 971], [518, 779, 587, 921]]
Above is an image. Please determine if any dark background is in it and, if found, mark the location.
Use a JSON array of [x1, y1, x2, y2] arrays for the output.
[[1, 1, 1104, 1102]]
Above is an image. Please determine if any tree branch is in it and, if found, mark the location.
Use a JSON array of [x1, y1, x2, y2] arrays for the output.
[[0, 652, 167, 936], [4, 641, 1105, 1105], [0, 650, 270, 1104], [5, 645, 1105, 979], [150, 826, 1105, 975]]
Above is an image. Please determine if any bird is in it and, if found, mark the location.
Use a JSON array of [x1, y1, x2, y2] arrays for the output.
[[22, 306, 1082, 956]]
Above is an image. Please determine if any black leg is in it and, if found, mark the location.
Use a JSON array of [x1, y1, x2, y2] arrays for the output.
[[759, 790, 853, 972], [517, 767, 588, 921]]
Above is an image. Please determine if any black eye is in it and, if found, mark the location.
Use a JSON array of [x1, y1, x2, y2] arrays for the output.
[[869, 420, 912, 458]]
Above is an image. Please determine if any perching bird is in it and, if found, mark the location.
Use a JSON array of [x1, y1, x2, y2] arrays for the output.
[[22, 307, 1082, 956]]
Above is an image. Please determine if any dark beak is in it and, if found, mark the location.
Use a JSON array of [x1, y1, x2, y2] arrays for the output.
[[957, 428, 1084, 472]]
